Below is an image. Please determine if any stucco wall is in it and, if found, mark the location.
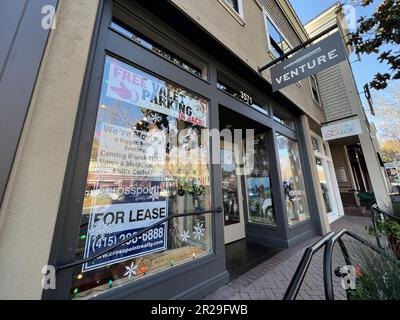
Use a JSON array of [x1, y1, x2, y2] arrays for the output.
[[0, 0, 99, 299], [170, 0, 325, 124]]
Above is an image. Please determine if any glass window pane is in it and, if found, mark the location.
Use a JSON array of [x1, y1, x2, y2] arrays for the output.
[[273, 114, 295, 130], [225, 0, 239, 12], [267, 18, 291, 57], [246, 134, 275, 225], [251, 101, 270, 115], [267, 19, 281, 44], [316, 158, 333, 214], [221, 147, 241, 226], [276, 134, 310, 225], [69, 56, 212, 299], [311, 137, 320, 153], [111, 20, 205, 79], [310, 76, 320, 104]]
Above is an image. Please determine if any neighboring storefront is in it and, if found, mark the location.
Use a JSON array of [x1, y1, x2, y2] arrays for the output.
[[305, 4, 392, 212]]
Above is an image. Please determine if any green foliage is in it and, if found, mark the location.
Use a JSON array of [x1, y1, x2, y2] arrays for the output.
[[349, 246, 400, 300], [375, 219, 400, 238], [343, 0, 400, 90]]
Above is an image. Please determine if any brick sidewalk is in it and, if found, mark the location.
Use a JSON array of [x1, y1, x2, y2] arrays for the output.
[[205, 215, 373, 300]]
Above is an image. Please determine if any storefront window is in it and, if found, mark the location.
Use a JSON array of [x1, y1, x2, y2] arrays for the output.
[[221, 144, 241, 226], [69, 56, 212, 299], [276, 134, 310, 225], [217, 81, 269, 115], [245, 134, 275, 225], [273, 113, 295, 130]]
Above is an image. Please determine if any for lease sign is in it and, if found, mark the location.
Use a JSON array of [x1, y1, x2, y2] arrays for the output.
[[82, 181, 168, 272], [270, 32, 348, 92]]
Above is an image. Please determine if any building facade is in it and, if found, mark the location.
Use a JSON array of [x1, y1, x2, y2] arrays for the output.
[[0, 0, 388, 300], [305, 4, 391, 212]]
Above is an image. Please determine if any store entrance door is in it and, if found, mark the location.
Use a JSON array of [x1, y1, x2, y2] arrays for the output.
[[221, 140, 246, 244]]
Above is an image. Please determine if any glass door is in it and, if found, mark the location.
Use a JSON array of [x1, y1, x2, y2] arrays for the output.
[[221, 140, 246, 244], [316, 157, 335, 216], [312, 136, 342, 223]]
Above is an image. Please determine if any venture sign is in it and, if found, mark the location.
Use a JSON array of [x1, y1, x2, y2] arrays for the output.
[[271, 32, 348, 92]]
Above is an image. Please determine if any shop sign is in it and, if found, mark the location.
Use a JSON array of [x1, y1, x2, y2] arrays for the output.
[[271, 32, 347, 92], [106, 58, 208, 127], [321, 118, 362, 141], [82, 181, 168, 272]]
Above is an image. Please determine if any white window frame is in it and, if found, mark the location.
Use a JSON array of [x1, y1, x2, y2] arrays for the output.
[[218, 0, 246, 26], [309, 75, 322, 106], [263, 10, 294, 59], [311, 133, 344, 222], [262, 10, 302, 88]]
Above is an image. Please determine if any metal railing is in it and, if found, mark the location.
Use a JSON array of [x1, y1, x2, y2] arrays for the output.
[[371, 204, 400, 250], [56, 208, 222, 272], [284, 206, 397, 300], [282, 232, 335, 300], [323, 229, 391, 300]]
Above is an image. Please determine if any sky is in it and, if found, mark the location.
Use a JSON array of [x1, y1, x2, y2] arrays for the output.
[[289, 0, 394, 132]]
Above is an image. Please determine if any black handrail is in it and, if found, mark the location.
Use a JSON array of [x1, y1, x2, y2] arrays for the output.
[[282, 232, 335, 300], [56, 208, 222, 272], [323, 229, 392, 300], [371, 204, 400, 222], [284, 227, 395, 300]]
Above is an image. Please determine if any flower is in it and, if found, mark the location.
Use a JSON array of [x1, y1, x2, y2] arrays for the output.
[[355, 265, 363, 277]]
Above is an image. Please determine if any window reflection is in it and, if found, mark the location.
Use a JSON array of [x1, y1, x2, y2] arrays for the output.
[[266, 18, 292, 58], [245, 134, 275, 225], [221, 147, 241, 226], [316, 158, 333, 214], [276, 134, 310, 225]]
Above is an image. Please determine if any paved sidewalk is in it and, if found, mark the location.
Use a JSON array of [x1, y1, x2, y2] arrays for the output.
[[205, 215, 373, 300]]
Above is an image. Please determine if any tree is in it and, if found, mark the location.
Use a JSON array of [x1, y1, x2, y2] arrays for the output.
[[380, 140, 400, 163], [373, 83, 400, 143], [344, 0, 400, 90], [371, 83, 400, 163]]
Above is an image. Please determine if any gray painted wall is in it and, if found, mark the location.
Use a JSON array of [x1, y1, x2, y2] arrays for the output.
[[0, 0, 57, 207]]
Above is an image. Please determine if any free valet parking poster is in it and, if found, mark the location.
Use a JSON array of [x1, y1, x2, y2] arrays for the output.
[[82, 181, 168, 272]]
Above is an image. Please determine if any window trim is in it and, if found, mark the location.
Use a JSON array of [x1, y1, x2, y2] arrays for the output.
[[311, 132, 331, 159], [217, 70, 271, 116], [271, 106, 296, 131], [218, 0, 246, 26], [112, 3, 210, 81], [263, 10, 294, 59], [309, 75, 322, 106]]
